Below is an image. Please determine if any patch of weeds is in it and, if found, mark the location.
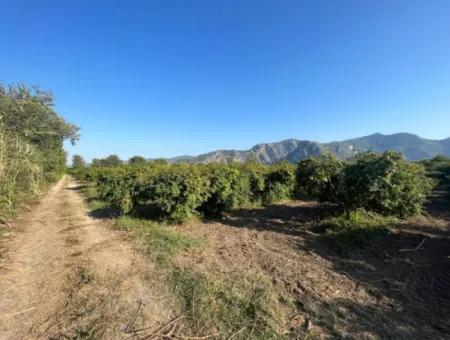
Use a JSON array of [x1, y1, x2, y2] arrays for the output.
[[170, 268, 286, 339], [322, 209, 393, 253], [71, 326, 103, 340], [80, 185, 118, 217], [81, 185, 98, 200], [75, 266, 94, 286], [117, 216, 198, 266], [293, 294, 358, 339], [87, 199, 109, 211]]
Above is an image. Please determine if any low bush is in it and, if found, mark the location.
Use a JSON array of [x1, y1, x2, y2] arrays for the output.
[[200, 164, 251, 216], [148, 165, 210, 222], [263, 161, 296, 204]]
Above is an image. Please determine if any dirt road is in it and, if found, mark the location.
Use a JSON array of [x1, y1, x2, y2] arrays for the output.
[[0, 176, 174, 339]]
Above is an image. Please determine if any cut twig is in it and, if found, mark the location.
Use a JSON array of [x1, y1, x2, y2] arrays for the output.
[[124, 299, 143, 333], [398, 238, 427, 252], [140, 315, 185, 339]]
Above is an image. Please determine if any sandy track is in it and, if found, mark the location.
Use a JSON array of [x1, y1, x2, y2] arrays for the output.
[[0, 176, 174, 339]]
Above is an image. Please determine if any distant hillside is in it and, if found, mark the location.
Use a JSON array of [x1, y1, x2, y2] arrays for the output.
[[169, 133, 450, 164]]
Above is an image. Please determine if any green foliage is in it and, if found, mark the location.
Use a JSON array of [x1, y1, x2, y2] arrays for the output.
[[0, 84, 79, 180], [420, 155, 450, 185], [263, 161, 296, 204], [116, 217, 198, 266], [323, 210, 393, 253], [72, 154, 86, 169], [297, 152, 435, 217], [0, 127, 45, 220], [128, 155, 147, 165], [0, 83, 78, 219], [149, 165, 210, 222], [200, 164, 251, 216], [92, 154, 123, 167], [74, 161, 297, 223], [343, 152, 435, 216], [296, 154, 345, 202]]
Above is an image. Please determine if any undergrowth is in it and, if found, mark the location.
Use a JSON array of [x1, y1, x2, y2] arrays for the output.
[[116, 217, 198, 266], [170, 268, 286, 339], [322, 209, 393, 253]]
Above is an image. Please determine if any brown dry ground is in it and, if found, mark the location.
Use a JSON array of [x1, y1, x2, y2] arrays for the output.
[[1, 177, 449, 339], [0, 176, 177, 339], [174, 200, 450, 339]]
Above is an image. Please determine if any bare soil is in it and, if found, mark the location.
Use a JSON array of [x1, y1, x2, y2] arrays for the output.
[[173, 199, 450, 339], [0, 176, 176, 339]]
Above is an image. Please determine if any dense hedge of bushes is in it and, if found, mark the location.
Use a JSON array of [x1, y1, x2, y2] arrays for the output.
[[0, 84, 78, 220], [71, 162, 296, 222], [73, 151, 435, 222], [297, 152, 435, 217]]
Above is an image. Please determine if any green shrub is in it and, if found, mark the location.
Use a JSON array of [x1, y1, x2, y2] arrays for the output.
[[263, 161, 296, 204], [200, 164, 251, 216], [296, 154, 345, 203], [239, 162, 268, 204], [297, 152, 435, 217], [147, 165, 210, 222], [420, 155, 450, 186], [343, 152, 435, 216]]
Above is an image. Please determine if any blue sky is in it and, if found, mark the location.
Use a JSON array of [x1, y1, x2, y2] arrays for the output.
[[1, 1, 449, 161]]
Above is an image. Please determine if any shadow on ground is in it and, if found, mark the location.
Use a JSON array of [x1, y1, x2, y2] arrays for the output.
[[220, 195, 450, 339]]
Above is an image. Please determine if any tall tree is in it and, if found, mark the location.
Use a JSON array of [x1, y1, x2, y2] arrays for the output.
[[0, 84, 79, 179], [72, 154, 86, 168], [129, 155, 147, 165], [91, 155, 123, 167]]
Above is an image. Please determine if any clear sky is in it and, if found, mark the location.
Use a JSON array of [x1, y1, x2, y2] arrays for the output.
[[1, 0, 449, 161]]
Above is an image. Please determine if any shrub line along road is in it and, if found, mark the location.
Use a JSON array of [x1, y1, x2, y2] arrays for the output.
[[0, 176, 173, 339]]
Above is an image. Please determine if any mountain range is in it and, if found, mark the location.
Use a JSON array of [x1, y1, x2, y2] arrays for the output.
[[168, 133, 450, 164]]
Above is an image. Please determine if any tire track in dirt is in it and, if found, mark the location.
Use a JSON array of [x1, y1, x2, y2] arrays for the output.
[[0, 176, 175, 339]]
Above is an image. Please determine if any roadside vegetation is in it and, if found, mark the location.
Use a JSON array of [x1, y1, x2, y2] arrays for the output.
[[0, 84, 78, 223]]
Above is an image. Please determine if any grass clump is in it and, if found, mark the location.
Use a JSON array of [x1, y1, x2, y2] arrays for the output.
[[170, 268, 286, 339], [116, 216, 198, 266], [80, 185, 110, 211], [323, 209, 393, 253]]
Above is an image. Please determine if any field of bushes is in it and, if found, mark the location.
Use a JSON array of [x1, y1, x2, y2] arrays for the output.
[[69, 152, 450, 338], [71, 151, 436, 223]]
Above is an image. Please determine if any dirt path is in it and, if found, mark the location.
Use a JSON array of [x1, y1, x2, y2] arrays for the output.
[[0, 176, 175, 339]]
